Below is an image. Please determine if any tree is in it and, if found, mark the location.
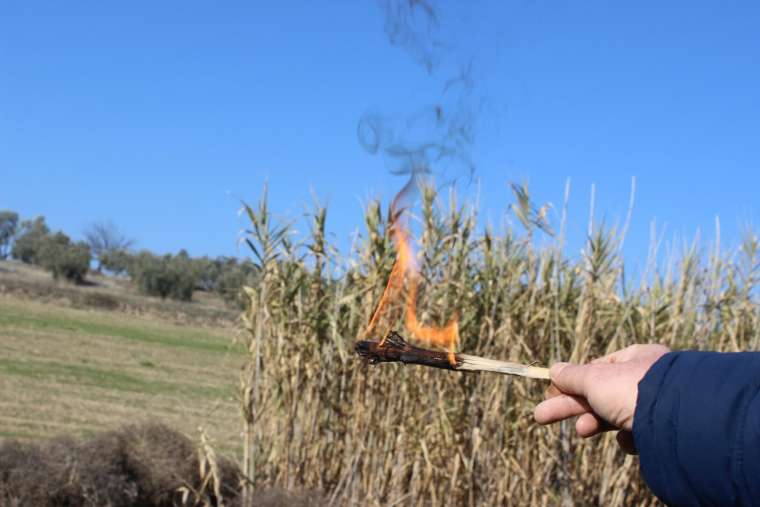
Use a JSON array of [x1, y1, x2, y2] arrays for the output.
[[191, 256, 227, 292], [0, 210, 19, 259], [99, 248, 134, 276], [84, 221, 135, 273], [129, 251, 197, 301], [11, 216, 50, 264], [214, 258, 258, 306], [37, 232, 91, 283]]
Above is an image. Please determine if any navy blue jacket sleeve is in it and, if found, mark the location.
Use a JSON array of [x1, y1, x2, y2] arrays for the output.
[[634, 351, 760, 506]]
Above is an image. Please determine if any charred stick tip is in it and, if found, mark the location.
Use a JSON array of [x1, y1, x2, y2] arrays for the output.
[[355, 331, 462, 371], [355, 331, 551, 380]]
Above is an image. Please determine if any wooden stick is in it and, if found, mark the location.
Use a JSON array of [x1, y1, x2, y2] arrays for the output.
[[355, 331, 550, 380]]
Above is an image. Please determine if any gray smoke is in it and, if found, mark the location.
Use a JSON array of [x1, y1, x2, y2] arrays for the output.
[[378, 0, 442, 74], [360, 1, 479, 193]]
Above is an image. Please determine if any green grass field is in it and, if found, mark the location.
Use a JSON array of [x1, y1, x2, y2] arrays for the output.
[[0, 281, 243, 455]]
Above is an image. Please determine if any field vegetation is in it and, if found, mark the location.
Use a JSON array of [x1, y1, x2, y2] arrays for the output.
[[0, 266, 241, 448], [239, 184, 760, 506], [2, 181, 759, 505], [0, 262, 315, 506], [0, 211, 257, 305]]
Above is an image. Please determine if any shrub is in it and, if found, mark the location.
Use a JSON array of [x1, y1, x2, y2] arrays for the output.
[[129, 251, 197, 301], [11, 216, 49, 264], [215, 259, 258, 306], [0, 423, 240, 506], [191, 256, 223, 292], [37, 232, 91, 284], [76, 291, 121, 310]]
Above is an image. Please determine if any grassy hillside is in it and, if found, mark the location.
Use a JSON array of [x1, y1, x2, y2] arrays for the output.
[[0, 261, 243, 455]]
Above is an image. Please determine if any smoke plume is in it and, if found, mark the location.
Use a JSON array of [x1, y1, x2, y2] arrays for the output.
[[361, 0, 480, 202]]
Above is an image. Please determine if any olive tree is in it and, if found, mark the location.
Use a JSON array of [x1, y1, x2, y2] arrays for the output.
[[129, 251, 197, 301], [37, 232, 91, 283], [11, 216, 50, 264]]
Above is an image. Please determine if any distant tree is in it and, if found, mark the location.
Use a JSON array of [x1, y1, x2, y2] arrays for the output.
[[11, 216, 50, 264], [99, 248, 134, 276], [215, 258, 258, 306], [84, 221, 135, 273], [129, 251, 197, 301], [192, 256, 226, 292], [127, 250, 153, 279], [0, 210, 19, 259], [37, 232, 91, 283]]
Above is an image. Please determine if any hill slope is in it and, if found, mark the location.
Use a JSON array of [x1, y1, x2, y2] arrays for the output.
[[0, 261, 243, 455]]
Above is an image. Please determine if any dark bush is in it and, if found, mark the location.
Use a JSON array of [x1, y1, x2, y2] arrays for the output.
[[125, 251, 259, 305], [215, 259, 259, 307], [37, 232, 91, 284], [0, 423, 241, 506], [76, 291, 121, 310], [191, 256, 223, 292], [11, 216, 49, 264], [129, 251, 197, 301]]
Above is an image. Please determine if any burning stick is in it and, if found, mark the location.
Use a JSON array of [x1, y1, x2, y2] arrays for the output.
[[356, 331, 550, 380], [359, 173, 549, 380]]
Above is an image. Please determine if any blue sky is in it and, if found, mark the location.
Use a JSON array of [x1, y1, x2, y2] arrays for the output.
[[2, 1, 759, 272]]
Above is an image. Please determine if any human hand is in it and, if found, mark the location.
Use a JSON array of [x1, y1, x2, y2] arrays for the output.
[[533, 344, 670, 454]]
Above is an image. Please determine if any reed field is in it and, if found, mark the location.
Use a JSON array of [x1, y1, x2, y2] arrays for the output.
[[238, 184, 760, 506]]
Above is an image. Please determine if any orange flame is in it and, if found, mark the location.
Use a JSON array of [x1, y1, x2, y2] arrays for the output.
[[365, 198, 459, 366]]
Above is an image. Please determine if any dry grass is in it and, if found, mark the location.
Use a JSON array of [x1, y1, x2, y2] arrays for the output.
[[0, 421, 322, 507], [238, 186, 760, 506], [0, 423, 240, 506], [0, 290, 242, 456]]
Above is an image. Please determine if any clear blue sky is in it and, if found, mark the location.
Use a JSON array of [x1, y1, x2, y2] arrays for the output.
[[2, 1, 759, 272]]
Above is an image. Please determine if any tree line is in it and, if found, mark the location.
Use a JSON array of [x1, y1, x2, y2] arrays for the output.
[[0, 210, 255, 305]]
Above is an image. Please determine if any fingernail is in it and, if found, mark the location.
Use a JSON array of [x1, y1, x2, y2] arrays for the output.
[[533, 402, 547, 423], [550, 362, 568, 378]]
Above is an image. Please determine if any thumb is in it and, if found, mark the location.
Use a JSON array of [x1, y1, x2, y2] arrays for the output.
[[550, 362, 591, 397]]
